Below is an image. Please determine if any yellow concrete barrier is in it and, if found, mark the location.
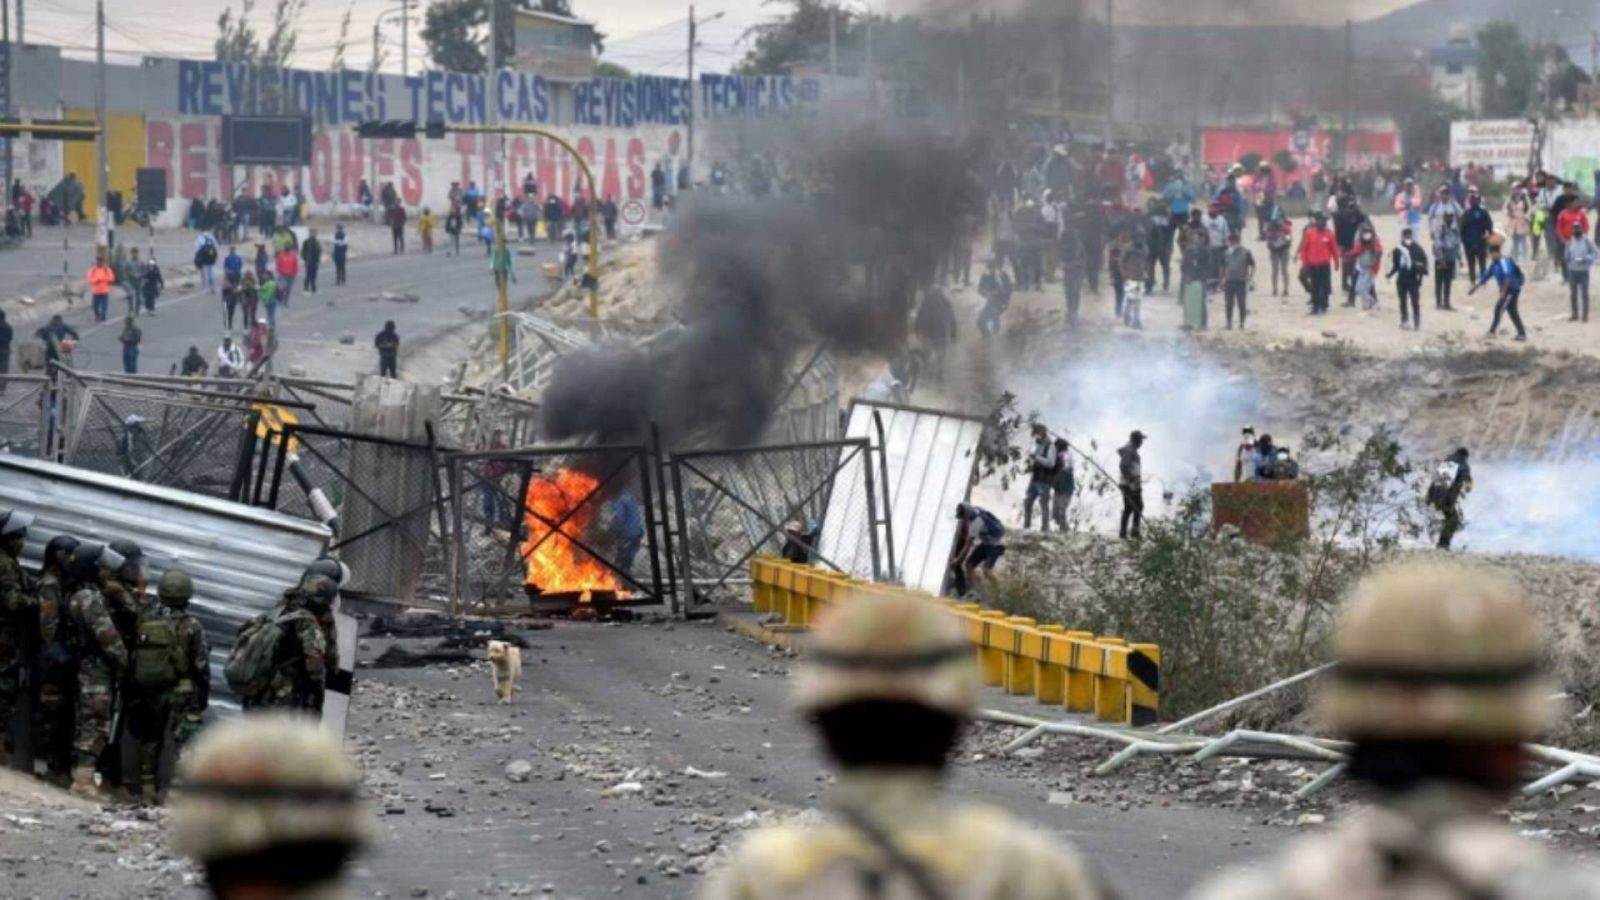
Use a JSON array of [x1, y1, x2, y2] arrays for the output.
[[745, 558, 1161, 726], [1033, 625, 1067, 705]]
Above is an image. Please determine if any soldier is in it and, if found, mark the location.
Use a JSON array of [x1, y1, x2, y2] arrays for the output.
[[170, 714, 371, 899], [124, 569, 210, 803], [159, 570, 210, 751], [701, 592, 1117, 900], [63, 541, 130, 799], [34, 533, 80, 781], [0, 509, 37, 766], [1190, 561, 1600, 900], [245, 575, 330, 713]]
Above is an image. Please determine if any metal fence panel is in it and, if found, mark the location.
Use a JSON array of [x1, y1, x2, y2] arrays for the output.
[[448, 445, 665, 614], [669, 440, 880, 612], [820, 401, 985, 595], [0, 374, 49, 455]]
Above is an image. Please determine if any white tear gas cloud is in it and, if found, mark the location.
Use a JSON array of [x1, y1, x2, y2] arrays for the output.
[[1459, 458, 1600, 562], [541, 123, 984, 448], [978, 338, 1264, 525]]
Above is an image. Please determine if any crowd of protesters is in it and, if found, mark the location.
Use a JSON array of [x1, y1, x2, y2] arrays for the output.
[[945, 134, 1594, 344]]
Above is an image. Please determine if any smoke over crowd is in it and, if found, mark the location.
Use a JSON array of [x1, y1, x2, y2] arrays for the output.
[[541, 123, 983, 447]]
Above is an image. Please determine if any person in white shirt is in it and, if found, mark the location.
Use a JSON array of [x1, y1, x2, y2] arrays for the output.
[[216, 336, 245, 377]]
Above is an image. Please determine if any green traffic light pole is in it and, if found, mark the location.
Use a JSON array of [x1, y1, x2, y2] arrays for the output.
[[448, 124, 603, 381], [356, 119, 602, 381]]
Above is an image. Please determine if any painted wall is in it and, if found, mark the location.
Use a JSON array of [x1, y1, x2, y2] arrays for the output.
[[1202, 127, 1401, 185]]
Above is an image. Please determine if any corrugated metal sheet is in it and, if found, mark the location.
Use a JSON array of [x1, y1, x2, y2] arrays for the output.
[[0, 454, 332, 707], [815, 401, 986, 595]]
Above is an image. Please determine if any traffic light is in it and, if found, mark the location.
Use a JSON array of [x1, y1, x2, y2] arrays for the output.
[[0, 118, 99, 141], [355, 120, 449, 140], [355, 120, 417, 139]]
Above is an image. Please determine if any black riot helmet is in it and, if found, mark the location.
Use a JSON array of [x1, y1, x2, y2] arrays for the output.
[[43, 535, 80, 572]]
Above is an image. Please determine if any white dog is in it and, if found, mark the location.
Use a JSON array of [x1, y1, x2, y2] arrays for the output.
[[487, 640, 521, 704]]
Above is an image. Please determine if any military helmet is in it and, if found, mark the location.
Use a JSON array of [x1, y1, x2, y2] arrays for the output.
[[298, 574, 338, 611], [108, 538, 143, 562], [305, 556, 352, 587], [0, 508, 35, 540], [158, 569, 195, 607], [1317, 561, 1556, 741], [66, 541, 124, 584], [170, 713, 371, 863], [44, 534, 80, 570], [795, 592, 978, 716]]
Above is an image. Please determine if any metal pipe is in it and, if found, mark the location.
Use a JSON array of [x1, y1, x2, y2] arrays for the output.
[[1156, 662, 1336, 734]]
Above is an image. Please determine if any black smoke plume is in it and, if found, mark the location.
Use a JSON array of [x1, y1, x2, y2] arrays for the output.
[[540, 123, 983, 448]]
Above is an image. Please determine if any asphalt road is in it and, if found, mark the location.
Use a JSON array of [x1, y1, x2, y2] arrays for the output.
[[3, 221, 551, 385], [351, 620, 1279, 900]]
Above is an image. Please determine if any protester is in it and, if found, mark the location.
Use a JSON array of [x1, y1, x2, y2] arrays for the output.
[[1433, 213, 1463, 311], [238, 271, 259, 326], [1265, 212, 1293, 296], [1566, 220, 1597, 323], [388, 202, 407, 254], [1459, 191, 1495, 282], [86, 253, 115, 323], [1221, 230, 1254, 330], [0, 311, 11, 379], [300, 228, 322, 294], [118, 316, 141, 374], [1346, 223, 1383, 311], [332, 224, 349, 285], [179, 345, 207, 377], [216, 336, 244, 377], [417, 206, 436, 253], [951, 502, 1007, 595], [274, 243, 298, 309], [192, 230, 220, 294], [140, 252, 164, 315], [1506, 185, 1532, 260], [1470, 238, 1527, 341], [601, 195, 619, 240], [976, 256, 1013, 336], [1023, 432, 1057, 532], [374, 321, 400, 378], [1297, 211, 1340, 315], [444, 205, 463, 256], [1059, 225, 1085, 327], [1430, 448, 1474, 550], [1388, 227, 1429, 330], [1118, 430, 1145, 540]]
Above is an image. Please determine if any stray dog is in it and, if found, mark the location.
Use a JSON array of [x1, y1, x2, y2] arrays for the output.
[[487, 639, 521, 704]]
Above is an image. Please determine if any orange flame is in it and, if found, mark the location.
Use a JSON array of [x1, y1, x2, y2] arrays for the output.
[[520, 468, 625, 595]]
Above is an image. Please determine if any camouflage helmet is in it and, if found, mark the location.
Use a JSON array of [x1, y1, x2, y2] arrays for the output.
[[170, 713, 371, 863], [795, 591, 978, 716], [158, 569, 195, 607], [298, 574, 338, 611], [1317, 561, 1556, 741]]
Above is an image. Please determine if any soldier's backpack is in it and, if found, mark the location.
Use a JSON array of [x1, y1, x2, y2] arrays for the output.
[[225, 609, 309, 699], [132, 607, 186, 691]]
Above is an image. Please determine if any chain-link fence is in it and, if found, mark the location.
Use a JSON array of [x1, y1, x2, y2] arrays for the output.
[[447, 445, 665, 616], [257, 422, 449, 604], [668, 439, 882, 613], [55, 373, 290, 499], [0, 375, 50, 456]]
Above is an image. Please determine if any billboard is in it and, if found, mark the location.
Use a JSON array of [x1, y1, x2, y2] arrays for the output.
[[1449, 119, 1536, 177]]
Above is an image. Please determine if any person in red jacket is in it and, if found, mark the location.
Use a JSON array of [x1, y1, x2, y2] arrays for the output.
[[274, 245, 300, 309], [1557, 202, 1590, 246], [1297, 211, 1342, 315]]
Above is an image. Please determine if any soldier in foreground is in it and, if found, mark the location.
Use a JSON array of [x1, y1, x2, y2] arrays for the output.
[[170, 713, 370, 899], [230, 574, 331, 713], [1190, 561, 1600, 899], [34, 534, 80, 781], [701, 591, 1118, 900]]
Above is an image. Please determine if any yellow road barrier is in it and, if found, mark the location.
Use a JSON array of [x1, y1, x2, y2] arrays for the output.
[[746, 558, 1161, 726]]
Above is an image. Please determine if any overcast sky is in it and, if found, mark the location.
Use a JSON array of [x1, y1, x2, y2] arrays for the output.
[[20, 0, 1429, 76]]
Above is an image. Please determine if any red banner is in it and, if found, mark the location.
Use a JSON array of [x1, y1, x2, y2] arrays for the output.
[[1202, 128, 1400, 185]]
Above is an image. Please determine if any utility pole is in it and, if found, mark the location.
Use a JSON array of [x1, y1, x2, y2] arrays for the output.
[[15, 0, 20, 44], [2, 0, 10, 215], [1104, 0, 1115, 139], [490, 0, 510, 381], [828, 5, 837, 77], [95, 0, 108, 242], [1340, 18, 1352, 169], [864, 14, 874, 109], [687, 4, 695, 181], [401, 0, 409, 78]]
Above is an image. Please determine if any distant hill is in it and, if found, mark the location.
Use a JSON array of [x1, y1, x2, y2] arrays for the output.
[[1353, 0, 1589, 49]]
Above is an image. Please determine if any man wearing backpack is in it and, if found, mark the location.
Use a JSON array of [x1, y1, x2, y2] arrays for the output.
[[952, 503, 1007, 596], [63, 541, 131, 799], [125, 569, 209, 803], [0, 509, 38, 766], [193, 231, 220, 294], [1430, 447, 1473, 550], [1022, 433, 1057, 532], [230, 575, 330, 713]]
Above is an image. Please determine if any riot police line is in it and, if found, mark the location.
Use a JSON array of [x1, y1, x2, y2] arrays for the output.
[[0, 507, 346, 803]]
